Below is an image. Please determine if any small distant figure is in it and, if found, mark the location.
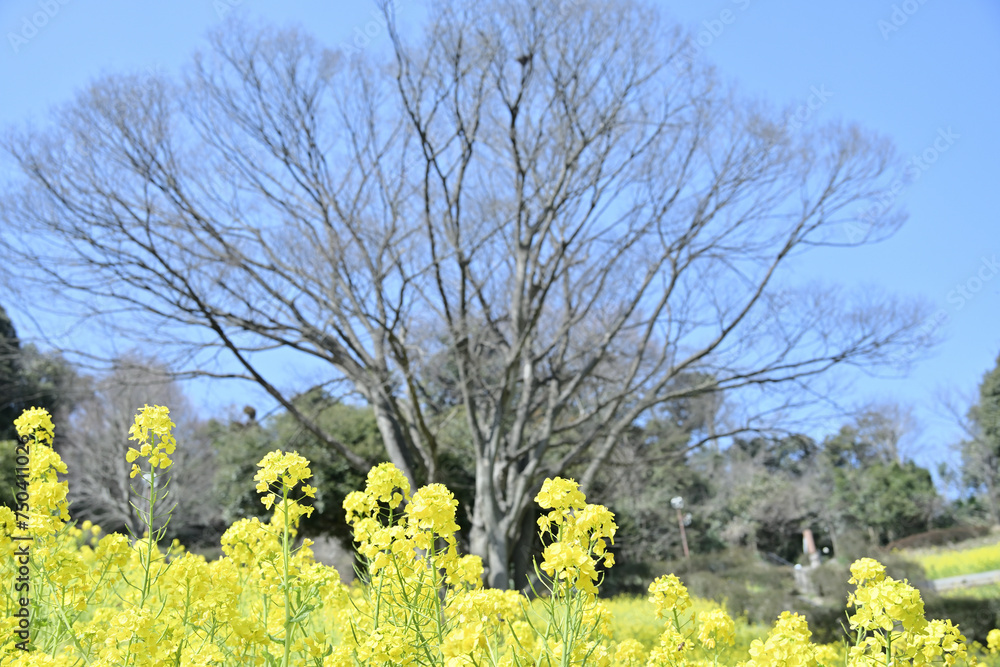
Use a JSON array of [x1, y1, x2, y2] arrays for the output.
[[243, 405, 256, 423], [516, 54, 531, 67]]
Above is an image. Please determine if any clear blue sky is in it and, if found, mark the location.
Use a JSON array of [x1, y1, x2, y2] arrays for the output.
[[1, 0, 998, 479]]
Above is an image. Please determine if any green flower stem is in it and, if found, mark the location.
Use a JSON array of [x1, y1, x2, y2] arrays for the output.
[[282, 481, 293, 667], [141, 461, 157, 606]]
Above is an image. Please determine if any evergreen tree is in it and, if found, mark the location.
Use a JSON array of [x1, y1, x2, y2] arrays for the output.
[[961, 353, 1000, 524]]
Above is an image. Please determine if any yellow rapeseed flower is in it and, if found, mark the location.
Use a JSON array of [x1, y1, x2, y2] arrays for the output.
[[255, 450, 312, 489], [126, 404, 177, 471], [363, 461, 411, 507], [743, 611, 815, 667], [849, 576, 926, 634], [613, 638, 647, 666], [697, 608, 736, 649], [14, 405, 55, 445], [535, 477, 587, 512], [405, 483, 460, 548], [849, 557, 887, 585], [648, 573, 692, 617], [988, 628, 1000, 654]]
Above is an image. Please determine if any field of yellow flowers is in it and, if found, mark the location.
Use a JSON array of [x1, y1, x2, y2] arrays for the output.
[[911, 540, 1000, 580], [2, 405, 999, 666]]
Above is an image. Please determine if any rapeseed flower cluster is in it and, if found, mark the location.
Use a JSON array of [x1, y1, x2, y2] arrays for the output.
[[645, 573, 738, 667], [989, 628, 1000, 654], [846, 558, 969, 666], [254, 449, 316, 510], [2, 406, 998, 666], [125, 404, 177, 477], [648, 574, 692, 618], [13, 407, 54, 446], [697, 608, 736, 650], [535, 477, 617, 596], [742, 611, 815, 667], [13, 406, 68, 538]]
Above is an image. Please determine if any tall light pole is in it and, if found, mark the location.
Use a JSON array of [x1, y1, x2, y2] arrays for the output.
[[671, 496, 690, 559]]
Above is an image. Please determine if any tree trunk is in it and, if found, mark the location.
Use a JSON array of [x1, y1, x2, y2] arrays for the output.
[[824, 520, 842, 561], [469, 459, 511, 589], [369, 391, 420, 491], [986, 471, 1000, 527], [511, 505, 540, 593]]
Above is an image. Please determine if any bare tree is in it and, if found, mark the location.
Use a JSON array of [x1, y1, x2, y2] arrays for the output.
[[63, 355, 219, 541], [852, 400, 919, 464], [1, 0, 930, 586]]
